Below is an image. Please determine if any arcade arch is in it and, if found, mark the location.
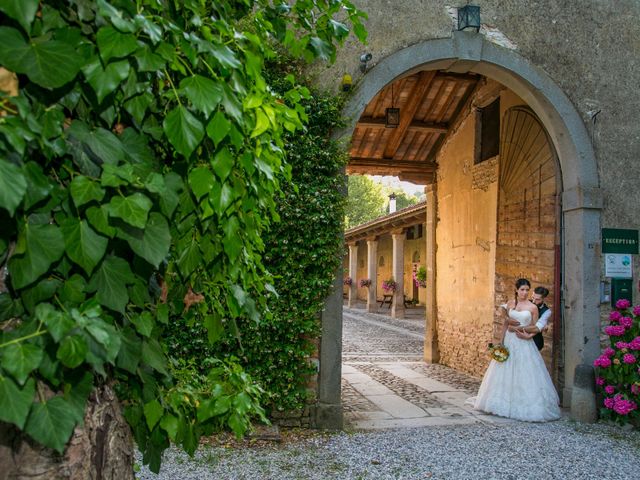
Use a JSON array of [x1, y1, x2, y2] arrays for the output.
[[317, 31, 601, 428]]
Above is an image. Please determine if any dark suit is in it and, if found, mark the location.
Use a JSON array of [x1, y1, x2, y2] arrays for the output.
[[533, 303, 548, 351]]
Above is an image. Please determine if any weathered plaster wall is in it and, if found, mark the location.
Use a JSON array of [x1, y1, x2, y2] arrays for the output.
[[435, 84, 499, 377], [321, 1, 640, 229]]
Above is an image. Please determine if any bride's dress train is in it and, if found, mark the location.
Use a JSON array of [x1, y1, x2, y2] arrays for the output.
[[468, 309, 561, 422]]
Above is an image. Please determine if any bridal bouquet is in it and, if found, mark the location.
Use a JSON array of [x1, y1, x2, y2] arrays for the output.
[[488, 343, 510, 362]]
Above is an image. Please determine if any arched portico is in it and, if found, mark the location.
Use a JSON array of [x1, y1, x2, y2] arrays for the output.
[[317, 31, 601, 428]]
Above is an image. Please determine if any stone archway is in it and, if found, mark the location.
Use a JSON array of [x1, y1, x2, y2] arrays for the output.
[[317, 31, 601, 428]]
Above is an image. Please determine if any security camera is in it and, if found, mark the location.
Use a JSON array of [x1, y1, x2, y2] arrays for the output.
[[360, 53, 372, 63]]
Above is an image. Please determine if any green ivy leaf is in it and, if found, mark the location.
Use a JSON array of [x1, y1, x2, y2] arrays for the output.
[[159, 173, 183, 218], [21, 278, 60, 313], [141, 339, 167, 375], [56, 334, 88, 368], [61, 219, 108, 274], [36, 303, 74, 342], [206, 111, 231, 147], [0, 159, 27, 216], [131, 312, 154, 337], [0, 28, 81, 88], [64, 371, 94, 423], [251, 108, 270, 138], [124, 91, 154, 124], [188, 166, 214, 200], [3, 342, 43, 385], [22, 162, 52, 211], [176, 241, 201, 279], [67, 122, 125, 166], [9, 223, 65, 290], [91, 256, 135, 312], [24, 397, 77, 453], [82, 57, 130, 103], [116, 327, 141, 374], [134, 46, 166, 72], [0, 0, 39, 33], [212, 148, 234, 182], [97, 26, 138, 63], [179, 75, 222, 117], [70, 176, 105, 208], [86, 205, 116, 238], [163, 106, 204, 158], [160, 414, 179, 440], [144, 399, 163, 430], [204, 313, 223, 344], [0, 376, 35, 429], [85, 320, 121, 364], [116, 213, 170, 268], [108, 193, 152, 229], [59, 274, 87, 304]]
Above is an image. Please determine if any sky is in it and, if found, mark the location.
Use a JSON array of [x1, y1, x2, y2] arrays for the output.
[[369, 175, 425, 197]]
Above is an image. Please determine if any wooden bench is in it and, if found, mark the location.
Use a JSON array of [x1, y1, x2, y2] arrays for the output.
[[379, 294, 411, 309]]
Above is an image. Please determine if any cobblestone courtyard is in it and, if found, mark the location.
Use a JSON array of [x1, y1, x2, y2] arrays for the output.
[[340, 305, 512, 429]]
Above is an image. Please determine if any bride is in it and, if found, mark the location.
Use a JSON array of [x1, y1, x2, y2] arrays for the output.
[[469, 278, 561, 421]]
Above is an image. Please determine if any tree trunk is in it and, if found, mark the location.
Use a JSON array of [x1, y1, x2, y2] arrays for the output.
[[0, 384, 133, 480]]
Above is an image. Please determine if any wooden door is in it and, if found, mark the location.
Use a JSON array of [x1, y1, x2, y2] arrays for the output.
[[494, 107, 561, 381]]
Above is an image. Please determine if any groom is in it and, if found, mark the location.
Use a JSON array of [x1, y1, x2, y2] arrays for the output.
[[515, 286, 552, 350]]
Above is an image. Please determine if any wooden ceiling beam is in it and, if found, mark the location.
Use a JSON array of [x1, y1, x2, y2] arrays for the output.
[[347, 158, 436, 173], [357, 117, 449, 134], [383, 70, 437, 159]]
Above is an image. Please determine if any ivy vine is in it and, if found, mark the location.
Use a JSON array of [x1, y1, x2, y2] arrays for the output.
[[0, 0, 366, 472]]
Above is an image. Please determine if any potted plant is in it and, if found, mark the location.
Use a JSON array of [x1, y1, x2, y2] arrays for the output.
[[343, 276, 353, 286], [382, 278, 397, 292], [359, 278, 372, 288], [416, 266, 427, 288]]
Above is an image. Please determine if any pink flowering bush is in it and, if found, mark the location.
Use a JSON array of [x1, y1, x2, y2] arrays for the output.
[[594, 300, 640, 424]]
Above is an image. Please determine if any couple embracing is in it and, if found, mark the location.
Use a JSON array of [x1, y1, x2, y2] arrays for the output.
[[468, 278, 561, 422]]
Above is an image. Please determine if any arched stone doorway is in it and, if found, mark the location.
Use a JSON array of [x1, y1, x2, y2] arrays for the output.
[[317, 31, 601, 428]]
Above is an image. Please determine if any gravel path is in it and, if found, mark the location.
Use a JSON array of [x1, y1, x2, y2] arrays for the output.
[[135, 420, 640, 479]]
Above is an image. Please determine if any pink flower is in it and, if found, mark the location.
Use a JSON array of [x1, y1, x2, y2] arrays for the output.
[[620, 316, 634, 328], [604, 397, 615, 409], [633, 305, 640, 316], [596, 377, 605, 386], [610, 310, 623, 322], [629, 337, 640, 350], [604, 325, 626, 337], [616, 299, 631, 310], [612, 395, 637, 415], [631, 384, 640, 395], [603, 347, 616, 357], [605, 385, 615, 394], [615, 342, 629, 350], [623, 353, 637, 364], [594, 356, 612, 368]]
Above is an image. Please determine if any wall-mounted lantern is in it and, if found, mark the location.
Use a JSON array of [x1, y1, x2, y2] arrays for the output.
[[385, 82, 399, 128], [457, 5, 481, 32]]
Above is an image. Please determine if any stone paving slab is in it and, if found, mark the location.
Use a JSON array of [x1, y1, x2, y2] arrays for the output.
[[342, 307, 517, 429]]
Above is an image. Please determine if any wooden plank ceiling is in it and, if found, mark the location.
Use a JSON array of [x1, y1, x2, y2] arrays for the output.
[[348, 70, 480, 184]]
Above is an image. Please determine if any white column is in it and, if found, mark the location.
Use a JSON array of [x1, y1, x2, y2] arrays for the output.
[[424, 183, 439, 362], [348, 243, 358, 308], [391, 231, 405, 318], [366, 238, 378, 312]]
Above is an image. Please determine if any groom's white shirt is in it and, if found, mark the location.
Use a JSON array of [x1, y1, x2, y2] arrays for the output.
[[535, 307, 552, 332]]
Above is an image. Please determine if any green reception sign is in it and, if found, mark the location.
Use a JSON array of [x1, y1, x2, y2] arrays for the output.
[[602, 228, 639, 254]]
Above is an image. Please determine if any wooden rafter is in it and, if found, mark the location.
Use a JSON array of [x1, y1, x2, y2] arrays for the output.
[[357, 117, 449, 133], [383, 70, 437, 159]]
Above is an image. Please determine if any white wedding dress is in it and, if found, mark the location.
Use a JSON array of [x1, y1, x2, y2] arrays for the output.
[[469, 309, 561, 422]]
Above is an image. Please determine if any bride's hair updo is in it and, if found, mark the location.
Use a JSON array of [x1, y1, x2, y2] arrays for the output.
[[514, 278, 531, 304]]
